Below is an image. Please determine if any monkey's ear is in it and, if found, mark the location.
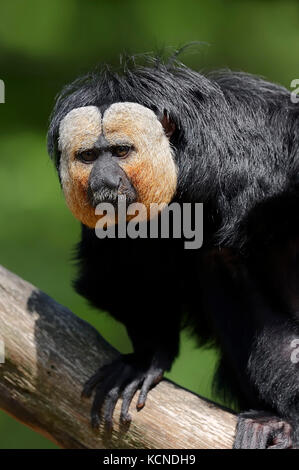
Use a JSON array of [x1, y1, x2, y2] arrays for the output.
[[160, 112, 176, 138]]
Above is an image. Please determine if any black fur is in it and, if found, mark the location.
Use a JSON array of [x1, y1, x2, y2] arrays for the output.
[[48, 54, 299, 448]]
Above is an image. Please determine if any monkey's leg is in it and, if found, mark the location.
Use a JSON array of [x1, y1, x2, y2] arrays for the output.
[[200, 249, 297, 449], [234, 319, 299, 449], [82, 315, 180, 430]]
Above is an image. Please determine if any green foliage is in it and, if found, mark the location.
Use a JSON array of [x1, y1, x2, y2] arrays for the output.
[[0, 0, 299, 449]]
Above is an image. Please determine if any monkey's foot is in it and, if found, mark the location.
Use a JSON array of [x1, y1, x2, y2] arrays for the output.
[[234, 410, 293, 449], [82, 352, 169, 430]]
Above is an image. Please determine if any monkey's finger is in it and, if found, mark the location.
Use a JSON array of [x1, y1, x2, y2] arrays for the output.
[[268, 422, 293, 449], [82, 370, 107, 398], [82, 359, 122, 398], [268, 437, 293, 449], [90, 365, 124, 429], [247, 420, 292, 449], [102, 387, 120, 431], [120, 378, 141, 423], [250, 424, 270, 449], [136, 369, 164, 410], [90, 385, 107, 429], [233, 419, 255, 449], [102, 366, 133, 428]]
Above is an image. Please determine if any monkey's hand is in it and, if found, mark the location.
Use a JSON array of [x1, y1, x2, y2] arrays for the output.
[[234, 410, 293, 449], [82, 351, 171, 430]]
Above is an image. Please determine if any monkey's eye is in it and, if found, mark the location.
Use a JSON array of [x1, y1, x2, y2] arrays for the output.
[[77, 149, 99, 163], [111, 145, 132, 158]]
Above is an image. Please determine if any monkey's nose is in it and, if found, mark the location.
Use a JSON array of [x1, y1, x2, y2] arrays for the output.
[[101, 171, 121, 190], [89, 161, 121, 191]]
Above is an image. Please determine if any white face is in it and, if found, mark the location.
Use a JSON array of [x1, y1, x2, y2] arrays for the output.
[[58, 102, 177, 227]]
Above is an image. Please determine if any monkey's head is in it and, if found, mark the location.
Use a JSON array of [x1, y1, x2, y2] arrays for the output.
[[56, 101, 176, 227], [48, 56, 221, 226]]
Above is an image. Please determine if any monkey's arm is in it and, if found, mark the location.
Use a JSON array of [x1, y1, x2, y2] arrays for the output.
[[75, 231, 182, 429]]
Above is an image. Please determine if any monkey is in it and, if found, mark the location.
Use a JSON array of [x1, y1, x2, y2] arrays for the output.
[[47, 53, 299, 449]]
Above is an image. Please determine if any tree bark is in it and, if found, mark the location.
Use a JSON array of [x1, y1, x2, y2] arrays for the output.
[[0, 265, 236, 449]]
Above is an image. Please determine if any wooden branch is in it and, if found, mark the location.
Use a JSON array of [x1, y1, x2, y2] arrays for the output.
[[0, 265, 237, 449]]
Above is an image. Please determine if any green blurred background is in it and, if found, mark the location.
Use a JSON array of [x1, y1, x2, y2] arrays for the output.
[[0, 0, 299, 449]]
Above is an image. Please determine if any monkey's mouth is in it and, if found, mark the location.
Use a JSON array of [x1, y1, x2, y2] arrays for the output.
[[87, 185, 137, 210]]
